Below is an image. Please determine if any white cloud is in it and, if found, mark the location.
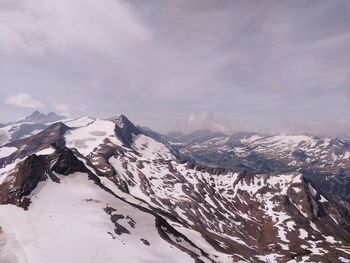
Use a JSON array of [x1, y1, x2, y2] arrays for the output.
[[52, 103, 69, 112], [52, 102, 72, 117], [5, 93, 44, 109], [0, 0, 152, 57], [184, 111, 234, 134], [0, 0, 349, 135]]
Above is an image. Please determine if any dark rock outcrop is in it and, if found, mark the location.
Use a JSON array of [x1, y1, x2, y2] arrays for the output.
[[110, 115, 141, 147], [0, 122, 70, 167], [10, 123, 48, 141], [0, 154, 47, 209], [0, 146, 98, 209], [49, 148, 87, 175]]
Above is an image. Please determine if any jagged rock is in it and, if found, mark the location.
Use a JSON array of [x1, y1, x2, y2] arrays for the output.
[[110, 114, 141, 147], [13, 111, 65, 125], [0, 154, 47, 209], [49, 148, 87, 175], [0, 122, 70, 168], [1, 114, 350, 262]]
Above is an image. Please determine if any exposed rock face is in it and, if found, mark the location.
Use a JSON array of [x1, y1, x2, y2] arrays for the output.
[[0, 122, 70, 167], [7, 122, 69, 150], [106, 146, 350, 261], [9, 123, 47, 141], [1, 115, 350, 262], [157, 130, 350, 204], [0, 111, 66, 147], [304, 170, 350, 203], [0, 147, 95, 209], [110, 115, 141, 147], [0, 154, 47, 208], [0, 144, 220, 262], [154, 216, 213, 263], [162, 129, 350, 172], [90, 127, 350, 262], [50, 148, 88, 175]]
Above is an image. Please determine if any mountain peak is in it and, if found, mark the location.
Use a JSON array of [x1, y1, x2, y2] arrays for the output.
[[109, 114, 131, 128], [14, 111, 65, 125], [30, 110, 41, 116], [1, 111, 350, 261], [109, 114, 140, 146]]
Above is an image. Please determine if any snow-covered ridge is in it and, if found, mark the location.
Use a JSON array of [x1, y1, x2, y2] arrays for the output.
[[0, 112, 96, 147], [65, 119, 120, 156], [0, 172, 200, 263], [0, 113, 350, 262], [61, 116, 96, 128], [172, 131, 350, 175]]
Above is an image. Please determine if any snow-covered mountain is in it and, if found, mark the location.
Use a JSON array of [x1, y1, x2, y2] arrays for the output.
[[11, 111, 65, 125], [166, 130, 350, 174], [0, 111, 96, 147], [0, 111, 64, 147], [0, 114, 350, 262], [161, 130, 350, 202]]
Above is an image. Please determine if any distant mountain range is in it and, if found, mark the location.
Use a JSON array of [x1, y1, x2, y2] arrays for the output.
[[163, 128, 350, 174], [142, 128, 350, 203], [0, 111, 66, 146], [0, 111, 349, 262]]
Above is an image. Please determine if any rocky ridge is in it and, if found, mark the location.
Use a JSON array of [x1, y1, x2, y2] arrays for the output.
[[0, 114, 349, 262]]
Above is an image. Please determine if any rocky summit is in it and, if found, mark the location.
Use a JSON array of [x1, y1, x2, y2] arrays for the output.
[[0, 112, 349, 263]]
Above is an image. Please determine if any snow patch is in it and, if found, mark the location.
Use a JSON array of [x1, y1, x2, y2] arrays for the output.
[[65, 119, 119, 156], [35, 147, 55, 155], [0, 172, 195, 263], [0, 147, 17, 158], [298, 228, 308, 239], [256, 253, 283, 263], [133, 134, 173, 160], [63, 116, 95, 128]]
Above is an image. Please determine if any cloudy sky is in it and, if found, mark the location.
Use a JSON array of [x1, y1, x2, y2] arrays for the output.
[[0, 0, 349, 135]]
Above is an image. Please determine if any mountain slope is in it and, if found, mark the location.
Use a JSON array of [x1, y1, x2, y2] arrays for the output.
[[0, 147, 213, 263], [163, 131, 350, 203], [12, 111, 65, 125], [87, 125, 350, 262], [168, 131, 350, 174], [0, 111, 96, 147], [0, 114, 349, 262]]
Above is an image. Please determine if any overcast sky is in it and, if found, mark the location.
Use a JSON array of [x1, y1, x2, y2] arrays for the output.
[[0, 0, 349, 135]]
